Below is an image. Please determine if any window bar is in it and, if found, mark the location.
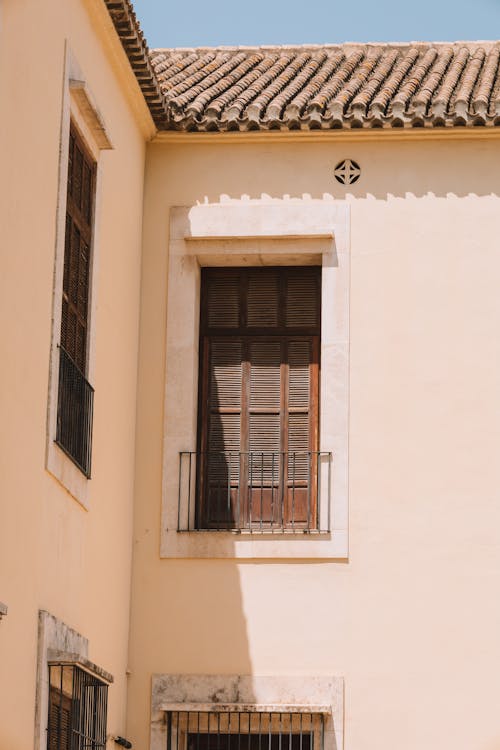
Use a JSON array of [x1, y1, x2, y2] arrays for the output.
[[217, 710, 221, 750], [71, 667, 76, 744], [258, 708, 262, 750], [268, 712, 272, 750], [187, 453, 192, 531], [260, 452, 264, 533], [328, 452, 332, 532], [309, 714, 313, 750], [307, 451, 311, 531], [271, 452, 275, 531], [279, 712, 283, 750], [317, 452, 321, 532], [167, 711, 172, 750], [292, 453, 296, 532], [247, 712, 251, 750], [217, 476, 221, 531], [237, 452, 241, 529], [58, 665, 64, 750], [228, 452, 233, 529], [238, 708, 241, 750], [249, 453, 253, 533], [280, 453, 285, 530], [177, 455, 183, 532], [299, 713, 303, 750]]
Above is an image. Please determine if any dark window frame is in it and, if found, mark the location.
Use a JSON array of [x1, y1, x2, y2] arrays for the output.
[[47, 664, 108, 750], [196, 266, 321, 530], [55, 122, 96, 477]]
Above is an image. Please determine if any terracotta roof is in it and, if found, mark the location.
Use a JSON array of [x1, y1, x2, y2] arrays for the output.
[[149, 42, 500, 132], [104, 0, 168, 126]]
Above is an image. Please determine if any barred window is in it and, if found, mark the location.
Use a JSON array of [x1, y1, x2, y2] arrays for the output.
[[166, 709, 325, 750], [55, 123, 95, 477], [47, 664, 108, 750]]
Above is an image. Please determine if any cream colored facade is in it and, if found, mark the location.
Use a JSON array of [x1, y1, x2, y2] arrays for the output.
[[2, 3, 500, 750], [0, 0, 151, 747]]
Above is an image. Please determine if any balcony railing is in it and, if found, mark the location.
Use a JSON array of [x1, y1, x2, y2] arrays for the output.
[[56, 346, 94, 477], [178, 451, 332, 533]]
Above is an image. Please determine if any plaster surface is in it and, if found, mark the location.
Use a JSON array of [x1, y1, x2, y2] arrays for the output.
[[128, 135, 500, 750], [150, 675, 343, 750], [0, 1, 146, 747]]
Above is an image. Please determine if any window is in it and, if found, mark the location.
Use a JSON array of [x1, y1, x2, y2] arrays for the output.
[[47, 664, 108, 750], [55, 124, 95, 477], [163, 201, 349, 558], [165, 710, 323, 750], [178, 267, 330, 533]]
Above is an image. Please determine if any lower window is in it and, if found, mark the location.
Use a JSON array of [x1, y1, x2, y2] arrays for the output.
[[178, 266, 329, 534], [47, 664, 108, 750], [167, 711, 322, 750]]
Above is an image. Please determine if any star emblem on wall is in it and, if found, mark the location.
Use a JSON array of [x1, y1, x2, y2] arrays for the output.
[[334, 159, 361, 185]]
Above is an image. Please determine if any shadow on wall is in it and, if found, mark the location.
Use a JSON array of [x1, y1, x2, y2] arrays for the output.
[[166, 138, 500, 203]]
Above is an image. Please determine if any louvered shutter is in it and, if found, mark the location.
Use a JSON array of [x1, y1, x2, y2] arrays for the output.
[[247, 339, 283, 524], [48, 688, 72, 750], [200, 267, 320, 529], [60, 125, 95, 374], [203, 339, 243, 526]]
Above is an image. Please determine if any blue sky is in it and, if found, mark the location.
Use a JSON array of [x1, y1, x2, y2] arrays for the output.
[[132, 0, 500, 49]]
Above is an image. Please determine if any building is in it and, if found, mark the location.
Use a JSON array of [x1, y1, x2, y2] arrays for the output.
[[2, 2, 500, 749]]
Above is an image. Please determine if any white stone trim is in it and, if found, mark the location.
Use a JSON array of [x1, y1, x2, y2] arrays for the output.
[[34, 611, 113, 750], [161, 200, 349, 559], [34, 611, 88, 750], [151, 674, 344, 750], [160, 704, 332, 713], [45, 44, 110, 507], [69, 79, 113, 151]]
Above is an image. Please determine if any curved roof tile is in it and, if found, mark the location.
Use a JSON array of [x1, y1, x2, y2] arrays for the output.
[[149, 42, 500, 131]]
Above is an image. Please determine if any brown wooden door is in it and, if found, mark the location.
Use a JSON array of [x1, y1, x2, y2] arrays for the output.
[[198, 267, 320, 530]]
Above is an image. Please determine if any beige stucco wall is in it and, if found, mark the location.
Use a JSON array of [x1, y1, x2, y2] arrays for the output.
[[129, 134, 500, 749], [0, 1, 149, 747]]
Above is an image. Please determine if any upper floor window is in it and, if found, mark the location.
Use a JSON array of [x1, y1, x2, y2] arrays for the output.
[[178, 267, 327, 533], [55, 124, 95, 477]]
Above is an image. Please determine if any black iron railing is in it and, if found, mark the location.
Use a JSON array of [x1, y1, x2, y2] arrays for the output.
[[48, 664, 108, 750], [56, 346, 94, 477], [178, 451, 332, 533]]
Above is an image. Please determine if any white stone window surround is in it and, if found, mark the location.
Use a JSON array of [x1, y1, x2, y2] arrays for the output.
[[34, 610, 113, 750], [162, 200, 349, 559], [45, 44, 113, 508], [151, 674, 344, 750]]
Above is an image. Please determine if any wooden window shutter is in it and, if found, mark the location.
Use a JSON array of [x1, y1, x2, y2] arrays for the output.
[[199, 267, 320, 529], [60, 124, 95, 374], [48, 687, 71, 750]]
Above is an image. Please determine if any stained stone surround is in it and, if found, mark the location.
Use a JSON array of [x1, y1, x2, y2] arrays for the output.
[[151, 675, 344, 750], [34, 611, 113, 750]]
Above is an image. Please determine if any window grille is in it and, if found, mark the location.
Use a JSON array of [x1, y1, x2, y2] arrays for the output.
[[165, 710, 325, 750], [47, 664, 108, 750], [56, 346, 94, 477], [178, 450, 332, 533]]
